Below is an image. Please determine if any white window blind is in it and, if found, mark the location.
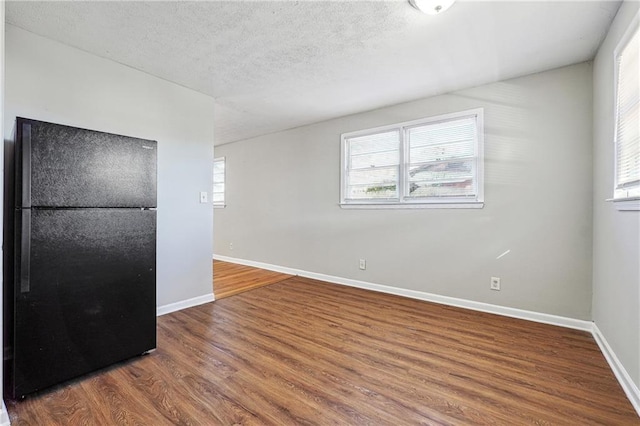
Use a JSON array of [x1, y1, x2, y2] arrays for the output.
[[614, 24, 640, 200], [341, 109, 484, 208], [406, 117, 478, 199], [213, 157, 225, 206], [345, 130, 400, 201]]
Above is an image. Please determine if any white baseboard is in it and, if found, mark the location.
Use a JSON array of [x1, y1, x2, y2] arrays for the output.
[[592, 324, 640, 416], [156, 293, 215, 316], [1, 400, 10, 426], [213, 254, 592, 331], [215, 254, 303, 276]]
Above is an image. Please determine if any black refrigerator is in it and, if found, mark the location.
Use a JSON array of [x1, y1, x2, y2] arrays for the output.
[[5, 117, 157, 399]]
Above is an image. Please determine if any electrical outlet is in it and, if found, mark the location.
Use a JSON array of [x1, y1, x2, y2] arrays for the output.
[[490, 277, 501, 291], [229, 242, 233, 251], [359, 259, 366, 270]]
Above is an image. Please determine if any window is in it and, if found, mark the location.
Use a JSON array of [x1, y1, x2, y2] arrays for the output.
[[613, 17, 640, 210], [340, 109, 484, 208], [213, 157, 225, 207]]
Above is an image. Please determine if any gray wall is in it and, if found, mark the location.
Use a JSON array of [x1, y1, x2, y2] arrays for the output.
[[0, 2, 5, 421], [214, 62, 594, 320], [592, 1, 640, 389], [4, 25, 216, 308]]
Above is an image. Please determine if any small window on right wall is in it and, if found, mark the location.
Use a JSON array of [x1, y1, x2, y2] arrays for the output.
[[612, 17, 639, 210]]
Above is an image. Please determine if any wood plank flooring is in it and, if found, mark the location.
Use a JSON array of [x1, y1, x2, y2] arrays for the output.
[[213, 259, 293, 299], [7, 276, 639, 425]]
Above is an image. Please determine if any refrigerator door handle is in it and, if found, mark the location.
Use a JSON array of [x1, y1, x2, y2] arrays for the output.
[[21, 122, 32, 208], [21, 209, 31, 293]]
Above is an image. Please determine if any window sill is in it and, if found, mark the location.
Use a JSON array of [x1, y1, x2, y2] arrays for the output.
[[608, 198, 640, 211], [213, 204, 226, 209], [340, 202, 484, 210]]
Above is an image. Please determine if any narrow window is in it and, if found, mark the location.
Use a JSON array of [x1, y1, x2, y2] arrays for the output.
[[213, 157, 225, 207]]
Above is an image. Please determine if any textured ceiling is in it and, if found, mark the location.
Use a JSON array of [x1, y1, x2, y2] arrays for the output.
[[6, 1, 620, 145]]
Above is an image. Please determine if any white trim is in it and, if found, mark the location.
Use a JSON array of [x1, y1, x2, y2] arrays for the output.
[[0, 401, 9, 426], [1, 4, 6, 424], [340, 202, 484, 209], [592, 324, 640, 416], [214, 254, 301, 276], [212, 254, 591, 331], [156, 293, 215, 316], [609, 198, 640, 211]]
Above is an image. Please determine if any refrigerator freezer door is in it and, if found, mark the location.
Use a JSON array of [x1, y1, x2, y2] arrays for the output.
[[16, 118, 157, 208], [11, 208, 156, 398]]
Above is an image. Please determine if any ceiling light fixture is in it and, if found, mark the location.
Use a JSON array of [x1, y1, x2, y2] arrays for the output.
[[409, 0, 456, 15]]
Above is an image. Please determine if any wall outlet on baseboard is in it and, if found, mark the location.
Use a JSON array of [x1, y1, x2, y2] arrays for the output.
[[491, 277, 501, 291], [229, 242, 233, 251], [359, 259, 366, 270]]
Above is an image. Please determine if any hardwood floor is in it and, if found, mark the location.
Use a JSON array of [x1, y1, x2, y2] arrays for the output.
[[213, 259, 293, 299], [7, 276, 639, 425]]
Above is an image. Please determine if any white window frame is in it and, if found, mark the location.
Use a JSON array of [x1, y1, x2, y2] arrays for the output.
[[213, 157, 226, 208], [611, 13, 640, 211], [340, 108, 484, 209]]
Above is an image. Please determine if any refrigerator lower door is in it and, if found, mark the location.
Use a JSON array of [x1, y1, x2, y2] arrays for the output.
[[11, 208, 156, 398]]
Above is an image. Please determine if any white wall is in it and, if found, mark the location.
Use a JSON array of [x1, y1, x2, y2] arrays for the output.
[[214, 62, 593, 320], [0, 3, 7, 425], [592, 1, 640, 391], [4, 25, 215, 309]]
